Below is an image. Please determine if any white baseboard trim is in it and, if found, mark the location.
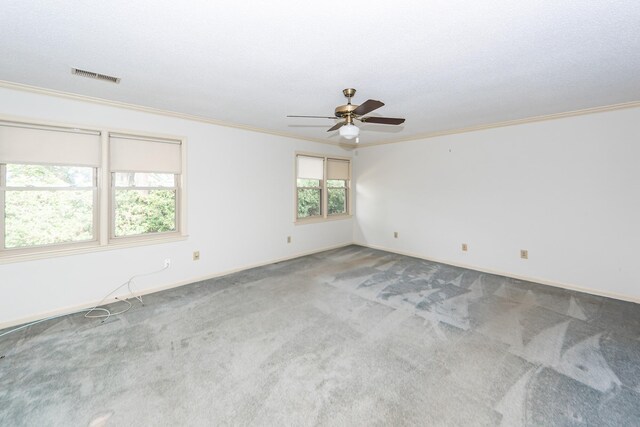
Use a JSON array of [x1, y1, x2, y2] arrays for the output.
[[0, 242, 353, 331], [5, 241, 637, 331], [356, 242, 640, 305]]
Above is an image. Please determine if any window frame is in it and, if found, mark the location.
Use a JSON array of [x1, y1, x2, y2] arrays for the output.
[[294, 152, 352, 224], [296, 177, 323, 220], [110, 172, 181, 242], [0, 116, 188, 263], [326, 178, 349, 216], [0, 163, 99, 253]]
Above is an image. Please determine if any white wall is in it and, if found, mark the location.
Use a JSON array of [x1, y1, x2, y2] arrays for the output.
[[354, 107, 640, 301], [0, 87, 353, 326], [3, 85, 637, 326]]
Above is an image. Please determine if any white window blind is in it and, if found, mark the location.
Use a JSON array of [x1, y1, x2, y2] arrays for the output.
[[110, 133, 182, 173], [0, 122, 101, 166], [297, 155, 324, 180], [327, 159, 350, 180]]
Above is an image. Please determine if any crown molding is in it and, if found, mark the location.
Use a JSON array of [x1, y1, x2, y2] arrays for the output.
[[356, 100, 640, 148], [2, 80, 638, 150], [0, 80, 338, 147]]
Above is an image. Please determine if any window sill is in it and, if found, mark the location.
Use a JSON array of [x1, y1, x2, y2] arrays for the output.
[[0, 234, 188, 264], [295, 214, 352, 226]]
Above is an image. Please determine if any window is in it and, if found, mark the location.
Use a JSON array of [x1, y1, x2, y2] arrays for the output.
[[109, 133, 182, 240], [2, 164, 96, 249], [113, 172, 177, 237], [295, 154, 351, 222], [0, 119, 186, 260], [326, 158, 349, 216], [296, 155, 323, 219]]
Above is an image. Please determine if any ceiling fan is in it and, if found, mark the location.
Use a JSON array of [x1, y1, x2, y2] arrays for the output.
[[287, 88, 405, 142]]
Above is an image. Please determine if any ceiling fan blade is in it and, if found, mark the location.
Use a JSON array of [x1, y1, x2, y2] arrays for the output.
[[287, 115, 336, 119], [353, 99, 384, 116], [327, 122, 346, 132], [360, 117, 405, 125]]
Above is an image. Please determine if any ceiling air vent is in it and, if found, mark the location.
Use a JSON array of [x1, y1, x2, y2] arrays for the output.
[[71, 68, 121, 84]]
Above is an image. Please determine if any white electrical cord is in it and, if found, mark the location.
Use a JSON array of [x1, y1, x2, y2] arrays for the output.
[[84, 264, 168, 320], [0, 263, 169, 339]]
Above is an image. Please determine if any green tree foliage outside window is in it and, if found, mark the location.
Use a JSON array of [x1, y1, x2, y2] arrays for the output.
[[114, 189, 176, 237], [296, 178, 347, 218], [297, 178, 321, 218], [5, 190, 93, 248], [113, 172, 177, 237], [4, 164, 94, 249], [2, 165, 178, 249], [327, 179, 347, 215]]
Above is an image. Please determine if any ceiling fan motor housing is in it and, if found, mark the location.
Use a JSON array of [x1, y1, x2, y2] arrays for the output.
[[335, 103, 358, 118]]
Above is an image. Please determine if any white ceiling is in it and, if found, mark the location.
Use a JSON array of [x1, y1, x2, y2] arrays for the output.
[[1, 1, 639, 145]]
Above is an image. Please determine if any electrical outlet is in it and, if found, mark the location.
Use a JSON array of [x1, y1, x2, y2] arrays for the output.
[[164, 258, 171, 268], [193, 251, 200, 261], [520, 249, 528, 259], [287, 236, 291, 244], [462, 243, 468, 252], [394, 231, 398, 238]]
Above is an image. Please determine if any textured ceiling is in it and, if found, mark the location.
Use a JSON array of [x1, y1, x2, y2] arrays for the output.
[[1, 0, 639, 145]]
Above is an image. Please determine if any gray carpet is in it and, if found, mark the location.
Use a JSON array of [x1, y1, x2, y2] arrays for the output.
[[1, 245, 639, 426]]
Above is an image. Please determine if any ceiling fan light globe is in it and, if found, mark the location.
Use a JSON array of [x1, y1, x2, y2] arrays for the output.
[[340, 124, 359, 140]]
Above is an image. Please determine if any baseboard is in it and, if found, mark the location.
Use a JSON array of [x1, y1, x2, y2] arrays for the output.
[[0, 242, 353, 331], [356, 242, 640, 305], [5, 240, 636, 332]]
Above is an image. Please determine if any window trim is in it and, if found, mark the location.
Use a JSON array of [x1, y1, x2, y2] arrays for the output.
[[294, 151, 352, 224], [326, 179, 348, 216], [0, 115, 188, 263], [296, 178, 323, 220], [110, 172, 180, 242], [0, 164, 99, 253]]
